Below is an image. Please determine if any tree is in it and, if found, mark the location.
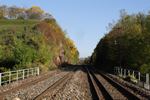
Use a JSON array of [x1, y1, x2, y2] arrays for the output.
[[0, 5, 7, 19], [8, 6, 19, 19], [42, 13, 53, 20], [26, 6, 44, 19], [0, 5, 53, 20], [92, 10, 150, 73]]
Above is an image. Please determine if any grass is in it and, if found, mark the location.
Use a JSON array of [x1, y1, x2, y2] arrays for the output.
[[0, 19, 40, 31]]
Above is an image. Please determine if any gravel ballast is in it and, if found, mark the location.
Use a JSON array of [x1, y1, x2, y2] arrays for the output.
[[50, 68, 92, 100], [0, 70, 68, 100]]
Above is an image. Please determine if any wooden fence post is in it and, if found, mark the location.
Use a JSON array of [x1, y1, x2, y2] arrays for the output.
[[28, 69, 29, 77], [144, 73, 150, 89], [16, 70, 18, 81], [124, 69, 126, 78], [9, 71, 11, 83], [32, 69, 33, 76], [34, 68, 36, 75], [146, 74, 149, 83], [128, 70, 130, 76], [37, 67, 39, 75], [138, 72, 140, 81], [133, 71, 135, 77], [23, 70, 25, 79], [118, 67, 120, 75], [121, 68, 123, 77], [146, 73, 149, 89]]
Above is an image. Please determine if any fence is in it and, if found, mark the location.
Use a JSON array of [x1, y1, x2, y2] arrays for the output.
[[0, 67, 39, 86], [114, 67, 150, 90]]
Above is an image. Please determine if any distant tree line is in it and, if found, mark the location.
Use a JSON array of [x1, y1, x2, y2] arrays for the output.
[[0, 5, 52, 20], [92, 10, 150, 73]]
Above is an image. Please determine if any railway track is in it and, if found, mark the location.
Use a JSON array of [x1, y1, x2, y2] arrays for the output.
[[85, 67, 112, 100], [108, 74, 150, 99], [98, 71, 142, 99], [85, 67, 141, 100], [0, 66, 146, 100], [0, 67, 77, 100], [0, 71, 61, 98], [34, 72, 73, 100]]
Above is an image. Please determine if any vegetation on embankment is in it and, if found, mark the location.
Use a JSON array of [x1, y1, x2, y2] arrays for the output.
[[0, 5, 79, 72], [91, 10, 150, 73]]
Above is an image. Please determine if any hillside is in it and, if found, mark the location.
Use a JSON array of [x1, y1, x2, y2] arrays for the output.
[[91, 10, 150, 73], [0, 19, 39, 31], [0, 6, 79, 72]]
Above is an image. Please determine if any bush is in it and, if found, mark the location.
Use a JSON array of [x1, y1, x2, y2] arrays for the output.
[[140, 64, 150, 74], [0, 19, 79, 72]]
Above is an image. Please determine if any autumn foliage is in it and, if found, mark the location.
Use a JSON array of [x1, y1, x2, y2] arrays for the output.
[[0, 5, 52, 19], [0, 6, 79, 72], [92, 10, 150, 73]]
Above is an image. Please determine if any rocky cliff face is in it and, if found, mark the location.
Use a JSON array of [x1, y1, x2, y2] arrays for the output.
[[0, 5, 79, 72], [33, 19, 79, 70], [0, 18, 79, 72]]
